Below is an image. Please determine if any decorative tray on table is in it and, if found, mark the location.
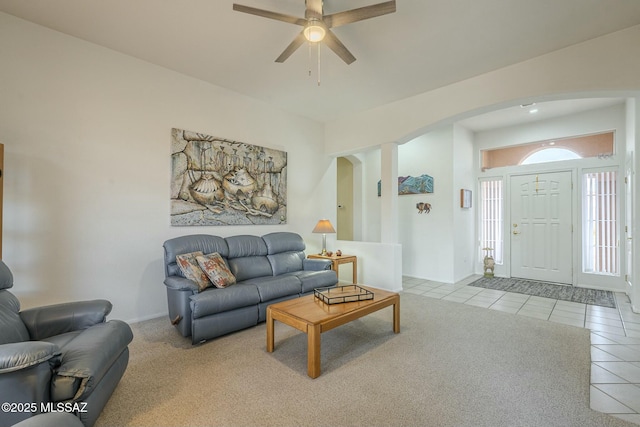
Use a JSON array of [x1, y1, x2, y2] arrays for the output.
[[314, 285, 374, 305]]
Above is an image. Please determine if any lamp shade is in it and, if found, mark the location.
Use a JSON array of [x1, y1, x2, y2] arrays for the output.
[[312, 219, 335, 234]]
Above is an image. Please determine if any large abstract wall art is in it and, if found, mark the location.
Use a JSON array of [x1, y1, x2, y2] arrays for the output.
[[170, 128, 287, 226]]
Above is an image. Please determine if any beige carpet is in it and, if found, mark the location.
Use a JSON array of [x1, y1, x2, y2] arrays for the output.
[[96, 296, 636, 427]]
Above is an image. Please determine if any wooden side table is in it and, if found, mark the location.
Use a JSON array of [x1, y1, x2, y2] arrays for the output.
[[308, 254, 357, 283]]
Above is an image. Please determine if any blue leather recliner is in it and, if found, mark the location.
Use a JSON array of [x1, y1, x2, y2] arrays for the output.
[[0, 260, 133, 427]]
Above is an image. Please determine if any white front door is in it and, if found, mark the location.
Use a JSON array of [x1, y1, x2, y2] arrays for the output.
[[510, 171, 573, 284]]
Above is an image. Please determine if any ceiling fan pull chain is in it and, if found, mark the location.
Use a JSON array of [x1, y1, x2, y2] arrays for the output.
[[308, 41, 312, 77], [317, 42, 321, 86]]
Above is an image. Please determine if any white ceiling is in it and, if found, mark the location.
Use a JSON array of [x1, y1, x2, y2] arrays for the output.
[[1, 0, 640, 127], [458, 98, 626, 132]]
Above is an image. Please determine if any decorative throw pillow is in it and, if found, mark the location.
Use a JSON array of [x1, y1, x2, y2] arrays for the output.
[[176, 251, 211, 291], [196, 252, 236, 289]]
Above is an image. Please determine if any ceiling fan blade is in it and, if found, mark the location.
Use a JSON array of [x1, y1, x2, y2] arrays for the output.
[[305, 0, 323, 19], [275, 31, 306, 63], [324, 1, 396, 28], [233, 4, 306, 26], [323, 30, 356, 64]]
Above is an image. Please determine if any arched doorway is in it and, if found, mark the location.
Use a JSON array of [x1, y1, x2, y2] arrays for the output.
[[336, 155, 364, 242], [336, 157, 354, 241]]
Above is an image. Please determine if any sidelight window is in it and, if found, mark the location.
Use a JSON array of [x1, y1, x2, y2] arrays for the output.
[[479, 178, 504, 264], [583, 170, 619, 275]]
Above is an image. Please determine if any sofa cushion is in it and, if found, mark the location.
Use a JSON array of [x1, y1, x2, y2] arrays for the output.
[[262, 232, 305, 254], [196, 253, 236, 289], [176, 251, 211, 291], [164, 235, 229, 277], [190, 284, 261, 318], [267, 252, 304, 276], [286, 270, 338, 293], [303, 258, 333, 271], [228, 257, 273, 282], [241, 275, 302, 302], [42, 331, 81, 350], [51, 320, 132, 402], [0, 341, 60, 373], [226, 235, 273, 281], [226, 235, 268, 258]]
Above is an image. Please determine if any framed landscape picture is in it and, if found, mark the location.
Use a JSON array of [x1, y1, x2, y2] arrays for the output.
[[377, 174, 434, 196]]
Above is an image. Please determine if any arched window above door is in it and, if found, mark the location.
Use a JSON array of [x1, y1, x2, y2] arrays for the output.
[[521, 147, 581, 165], [481, 131, 613, 170]]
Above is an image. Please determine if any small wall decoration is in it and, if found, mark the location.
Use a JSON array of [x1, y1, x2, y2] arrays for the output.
[[460, 189, 472, 208], [170, 128, 287, 226], [416, 202, 431, 214], [378, 174, 434, 196]]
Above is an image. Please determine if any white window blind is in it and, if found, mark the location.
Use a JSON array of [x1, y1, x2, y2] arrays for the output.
[[479, 179, 503, 264], [583, 170, 618, 275]]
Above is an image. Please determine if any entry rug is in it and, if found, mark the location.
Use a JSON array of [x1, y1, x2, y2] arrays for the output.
[[470, 277, 616, 308]]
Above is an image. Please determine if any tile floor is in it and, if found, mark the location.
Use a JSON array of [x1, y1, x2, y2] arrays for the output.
[[402, 275, 640, 425]]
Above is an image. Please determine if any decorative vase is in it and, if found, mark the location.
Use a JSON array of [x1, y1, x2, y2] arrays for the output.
[[189, 173, 224, 205], [251, 181, 279, 214], [482, 247, 495, 277]]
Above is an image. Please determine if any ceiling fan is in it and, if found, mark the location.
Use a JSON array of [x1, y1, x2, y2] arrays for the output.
[[232, 0, 397, 65]]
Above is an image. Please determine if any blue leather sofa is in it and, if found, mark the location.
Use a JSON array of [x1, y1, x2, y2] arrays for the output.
[[163, 232, 338, 343]]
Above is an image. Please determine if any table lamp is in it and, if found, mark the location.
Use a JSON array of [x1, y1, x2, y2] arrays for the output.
[[312, 219, 336, 256]]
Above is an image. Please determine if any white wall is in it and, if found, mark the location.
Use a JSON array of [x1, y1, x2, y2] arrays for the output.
[[325, 25, 640, 156], [0, 13, 332, 322], [627, 98, 640, 310], [355, 124, 474, 284], [324, 24, 640, 292], [398, 127, 454, 282], [452, 124, 475, 282], [473, 103, 627, 152], [393, 125, 475, 283], [333, 240, 403, 292], [361, 149, 382, 243], [355, 100, 630, 289]]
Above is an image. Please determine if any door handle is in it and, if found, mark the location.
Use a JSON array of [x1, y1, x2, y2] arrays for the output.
[[513, 230, 520, 235]]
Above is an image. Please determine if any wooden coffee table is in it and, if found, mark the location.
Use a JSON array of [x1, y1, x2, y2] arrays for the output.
[[266, 285, 400, 378]]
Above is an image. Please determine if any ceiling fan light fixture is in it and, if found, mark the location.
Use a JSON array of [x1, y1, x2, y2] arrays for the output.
[[303, 19, 325, 42], [233, 1, 397, 65]]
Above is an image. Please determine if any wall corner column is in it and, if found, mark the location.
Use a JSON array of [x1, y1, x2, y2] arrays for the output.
[[380, 142, 398, 244]]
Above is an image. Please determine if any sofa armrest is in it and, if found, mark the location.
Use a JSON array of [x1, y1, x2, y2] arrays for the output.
[[303, 259, 332, 271], [164, 276, 199, 292], [0, 341, 60, 374], [20, 300, 112, 341], [52, 320, 133, 402]]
